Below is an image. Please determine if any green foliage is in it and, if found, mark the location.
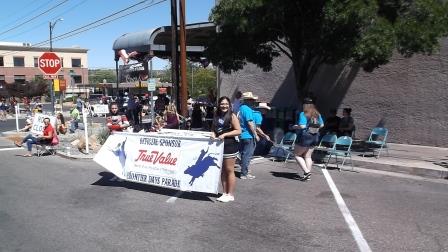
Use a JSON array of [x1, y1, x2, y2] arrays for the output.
[[207, 0, 448, 99], [88, 69, 117, 85], [5, 77, 49, 98], [96, 127, 110, 145], [156, 63, 217, 98], [189, 65, 216, 98]]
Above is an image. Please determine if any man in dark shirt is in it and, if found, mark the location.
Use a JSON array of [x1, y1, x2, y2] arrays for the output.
[[322, 109, 341, 135]]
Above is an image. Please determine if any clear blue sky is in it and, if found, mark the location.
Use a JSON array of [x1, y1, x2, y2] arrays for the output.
[[0, 0, 216, 70]]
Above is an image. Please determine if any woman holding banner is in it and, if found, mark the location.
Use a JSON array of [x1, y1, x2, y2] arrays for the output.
[[211, 96, 241, 203]]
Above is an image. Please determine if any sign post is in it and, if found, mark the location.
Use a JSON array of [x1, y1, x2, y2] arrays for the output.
[[148, 78, 156, 125], [38, 52, 62, 115]]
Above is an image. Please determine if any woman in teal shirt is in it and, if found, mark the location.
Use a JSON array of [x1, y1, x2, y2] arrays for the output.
[[292, 103, 324, 181]]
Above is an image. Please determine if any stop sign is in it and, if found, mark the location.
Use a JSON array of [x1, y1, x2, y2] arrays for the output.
[[39, 52, 62, 75]]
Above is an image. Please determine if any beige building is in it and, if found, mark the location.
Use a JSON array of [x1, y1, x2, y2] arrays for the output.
[[0, 42, 88, 89]]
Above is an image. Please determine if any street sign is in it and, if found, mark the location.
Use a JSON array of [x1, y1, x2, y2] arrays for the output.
[[59, 79, 66, 91], [54, 79, 60, 92], [39, 52, 62, 75], [148, 78, 156, 92], [43, 75, 58, 79]]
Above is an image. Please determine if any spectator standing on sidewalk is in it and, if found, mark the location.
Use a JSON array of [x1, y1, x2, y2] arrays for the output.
[[76, 96, 83, 112], [0, 98, 7, 121], [292, 99, 324, 181], [69, 104, 80, 133], [253, 102, 272, 156], [106, 102, 129, 132], [163, 103, 180, 129], [211, 96, 241, 202], [238, 92, 259, 179], [232, 91, 242, 114], [15, 117, 54, 157]]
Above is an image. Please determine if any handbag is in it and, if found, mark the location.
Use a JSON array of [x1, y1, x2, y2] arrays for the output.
[[51, 131, 59, 145]]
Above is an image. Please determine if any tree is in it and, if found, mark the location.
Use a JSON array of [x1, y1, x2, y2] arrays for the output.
[[207, 0, 448, 101], [157, 63, 216, 98], [88, 69, 117, 85], [6, 77, 49, 98]]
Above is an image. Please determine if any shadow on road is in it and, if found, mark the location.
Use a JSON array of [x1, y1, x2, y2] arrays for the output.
[[91, 172, 215, 202], [270, 171, 299, 180]]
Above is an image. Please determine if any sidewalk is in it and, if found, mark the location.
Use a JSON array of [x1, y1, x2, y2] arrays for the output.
[[1, 129, 447, 180], [348, 143, 448, 179]]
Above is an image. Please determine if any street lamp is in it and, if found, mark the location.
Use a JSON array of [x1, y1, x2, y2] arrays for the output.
[[49, 18, 63, 115]]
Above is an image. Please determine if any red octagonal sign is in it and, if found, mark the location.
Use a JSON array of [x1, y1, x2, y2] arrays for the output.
[[39, 52, 62, 75]]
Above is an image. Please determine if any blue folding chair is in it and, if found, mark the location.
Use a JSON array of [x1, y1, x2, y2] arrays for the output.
[[363, 127, 388, 158], [270, 132, 297, 162], [325, 136, 354, 171], [314, 133, 337, 163]]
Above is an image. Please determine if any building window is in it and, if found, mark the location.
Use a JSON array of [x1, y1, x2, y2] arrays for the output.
[[73, 75, 82, 83], [71, 58, 81, 67], [13, 57, 25, 67], [0, 57, 4, 67], [0, 75, 5, 85], [34, 57, 39, 67], [14, 75, 26, 84]]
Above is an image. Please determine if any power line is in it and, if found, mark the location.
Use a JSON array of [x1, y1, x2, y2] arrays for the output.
[[0, 0, 89, 41], [0, 0, 167, 57], [51, 0, 167, 44], [0, 0, 52, 28], [0, 0, 69, 37]]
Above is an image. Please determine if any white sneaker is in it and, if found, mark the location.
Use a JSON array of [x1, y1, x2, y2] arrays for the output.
[[240, 174, 256, 180], [216, 193, 228, 202], [216, 194, 234, 202]]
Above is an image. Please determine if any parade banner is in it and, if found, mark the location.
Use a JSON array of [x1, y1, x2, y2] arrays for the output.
[[92, 104, 109, 114], [94, 130, 224, 194], [31, 113, 56, 135]]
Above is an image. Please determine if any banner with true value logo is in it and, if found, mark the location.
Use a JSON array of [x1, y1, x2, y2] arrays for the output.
[[93, 130, 224, 194]]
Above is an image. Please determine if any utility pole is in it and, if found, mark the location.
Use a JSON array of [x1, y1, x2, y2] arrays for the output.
[[49, 18, 63, 115], [170, 0, 179, 109], [179, 0, 188, 117]]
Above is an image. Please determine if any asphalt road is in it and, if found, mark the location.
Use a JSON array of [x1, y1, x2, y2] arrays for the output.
[[0, 140, 447, 252]]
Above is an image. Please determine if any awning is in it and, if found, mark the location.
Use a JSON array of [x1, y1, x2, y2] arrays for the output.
[[112, 22, 216, 61]]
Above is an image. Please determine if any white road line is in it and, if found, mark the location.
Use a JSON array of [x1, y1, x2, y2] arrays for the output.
[[166, 190, 183, 203], [0, 147, 22, 151], [322, 169, 372, 252]]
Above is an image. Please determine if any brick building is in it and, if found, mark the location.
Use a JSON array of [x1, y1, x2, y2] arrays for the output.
[[0, 42, 89, 95]]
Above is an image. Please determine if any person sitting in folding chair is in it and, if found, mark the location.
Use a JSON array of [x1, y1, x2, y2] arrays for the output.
[[292, 99, 324, 181], [15, 117, 54, 157]]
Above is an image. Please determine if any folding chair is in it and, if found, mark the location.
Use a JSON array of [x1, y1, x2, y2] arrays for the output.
[[363, 127, 388, 158], [35, 130, 59, 157], [270, 132, 297, 162], [314, 133, 337, 164], [325, 136, 354, 171], [35, 143, 58, 157]]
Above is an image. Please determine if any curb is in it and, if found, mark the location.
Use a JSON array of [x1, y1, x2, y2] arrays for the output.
[[56, 151, 95, 160], [339, 159, 448, 180]]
